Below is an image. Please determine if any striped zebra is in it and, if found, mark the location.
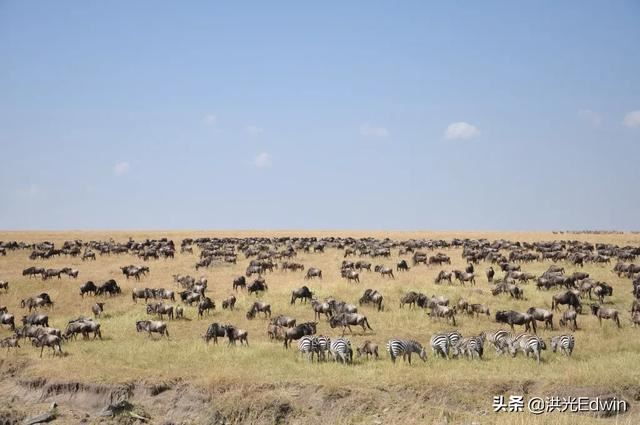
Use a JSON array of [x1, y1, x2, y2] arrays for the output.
[[452, 336, 484, 360], [508, 333, 546, 363], [480, 329, 510, 355], [386, 339, 427, 364], [314, 336, 331, 362], [329, 338, 352, 364], [297, 336, 316, 362], [430, 333, 451, 359], [445, 330, 463, 347], [550, 334, 575, 356]]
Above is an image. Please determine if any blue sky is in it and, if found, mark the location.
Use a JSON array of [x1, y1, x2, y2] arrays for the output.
[[1, 1, 639, 231]]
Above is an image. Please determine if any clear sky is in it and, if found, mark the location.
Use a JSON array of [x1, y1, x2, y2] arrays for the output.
[[1, 1, 639, 231]]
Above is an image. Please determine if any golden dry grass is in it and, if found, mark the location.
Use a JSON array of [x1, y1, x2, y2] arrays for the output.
[[0, 230, 639, 424]]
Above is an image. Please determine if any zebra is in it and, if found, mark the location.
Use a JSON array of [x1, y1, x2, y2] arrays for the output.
[[329, 338, 352, 364], [480, 329, 511, 355], [550, 334, 575, 356], [452, 336, 484, 360], [445, 330, 463, 347], [297, 336, 317, 362], [430, 333, 451, 359], [507, 333, 546, 363], [386, 339, 427, 364], [314, 335, 331, 362]]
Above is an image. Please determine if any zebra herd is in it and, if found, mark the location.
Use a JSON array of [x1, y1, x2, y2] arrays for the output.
[[297, 335, 352, 363]]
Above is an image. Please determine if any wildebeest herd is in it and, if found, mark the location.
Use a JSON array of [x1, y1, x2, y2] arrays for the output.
[[1, 235, 639, 367]]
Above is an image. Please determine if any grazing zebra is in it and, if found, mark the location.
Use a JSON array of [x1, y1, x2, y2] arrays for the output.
[[314, 335, 331, 361], [480, 329, 511, 355], [550, 334, 575, 356], [297, 336, 316, 361], [452, 336, 484, 360], [508, 333, 546, 363], [445, 330, 463, 347], [329, 338, 352, 364], [386, 339, 427, 364], [430, 333, 451, 359]]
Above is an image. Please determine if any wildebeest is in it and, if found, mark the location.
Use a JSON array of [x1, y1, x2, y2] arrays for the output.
[[147, 303, 175, 320], [356, 340, 379, 359], [96, 279, 121, 296], [222, 295, 236, 310], [92, 302, 105, 318], [0, 336, 20, 351], [132, 288, 154, 303], [271, 315, 296, 328], [65, 318, 102, 340], [526, 307, 554, 330], [305, 268, 322, 280], [225, 325, 249, 346], [153, 288, 176, 302], [248, 278, 268, 295], [21, 294, 53, 312], [284, 322, 317, 348], [593, 283, 613, 304], [179, 290, 201, 305], [136, 320, 169, 338], [1, 311, 16, 330], [559, 310, 578, 331], [374, 265, 395, 279], [0, 281, 8, 292], [80, 281, 97, 297], [551, 291, 582, 313], [467, 303, 490, 317], [233, 276, 247, 291], [429, 304, 457, 326], [590, 304, 621, 328], [329, 313, 373, 335], [246, 301, 271, 319], [341, 268, 360, 283], [396, 260, 409, 271], [32, 334, 63, 358], [399, 291, 423, 309], [495, 310, 537, 333], [198, 297, 215, 318], [291, 286, 313, 304], [204, 323, 227, 344], [486, 267, 495, 283], [359, 289, 384, 311], [22, 313, 49, 327], [311, 299, 332, 320], [434, 270, 452, 284], [453, 270, 476, 286]]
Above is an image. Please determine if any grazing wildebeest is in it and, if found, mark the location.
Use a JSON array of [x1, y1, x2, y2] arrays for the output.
[[590, 304, 621, 328], [396, 260, 409, 272], [21, 294, 53, 312], [311, 299, 332, 320], [359, 289, 384, 311], [0, 336, 20, 351], [1, 311, 16, 330], [526, 307, 554, 330], [551, 291, 582, 313], [429, 304, 457, 326], [248, 278, 268, 295], [374, 265, 395, 279], [453, 270, 476, 286], [593, 283, 613, 304], [329, 313, 373, 335], [284, 322, 317, 348], [465, 263, 475, 274], [222, 295, 236, 310], [80, 281, 97, 297], [0, 281, 8, 292], [136, 320, 169, 338], [41, 268, 63, 280], [65, 318, 102, 340], [153, 288, 176, 302], [225, 325, 249, 346], [559, 310, 578, 331], [22, 267, 44, 278], [197, 297, 215, 318], [486, 267, 495, 283], [147, 303, 175, 320], [233, 276, 247, 291], [204, 323, 227, 344], [271, 315, 296, 327], [399, 291, 423, 309], [291, 286, 313, 304], [434, 270, 452, 284], [132, 288, 154, 303], [32, 334, 63, 358], [245, 265, 263, 277], [96, 279, 121, 296], [355, 261, 372, 271], [246, 301, 271, 319], [341, 268, 360, 283], [495, 310, 537, 333], [356, 340, 379, 359], [467, 303, 490, 317], [92, 302, 104, 318], [305, 268, 322, 280], [179, 290, 201, 305], [22, 313, 49, 327]]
